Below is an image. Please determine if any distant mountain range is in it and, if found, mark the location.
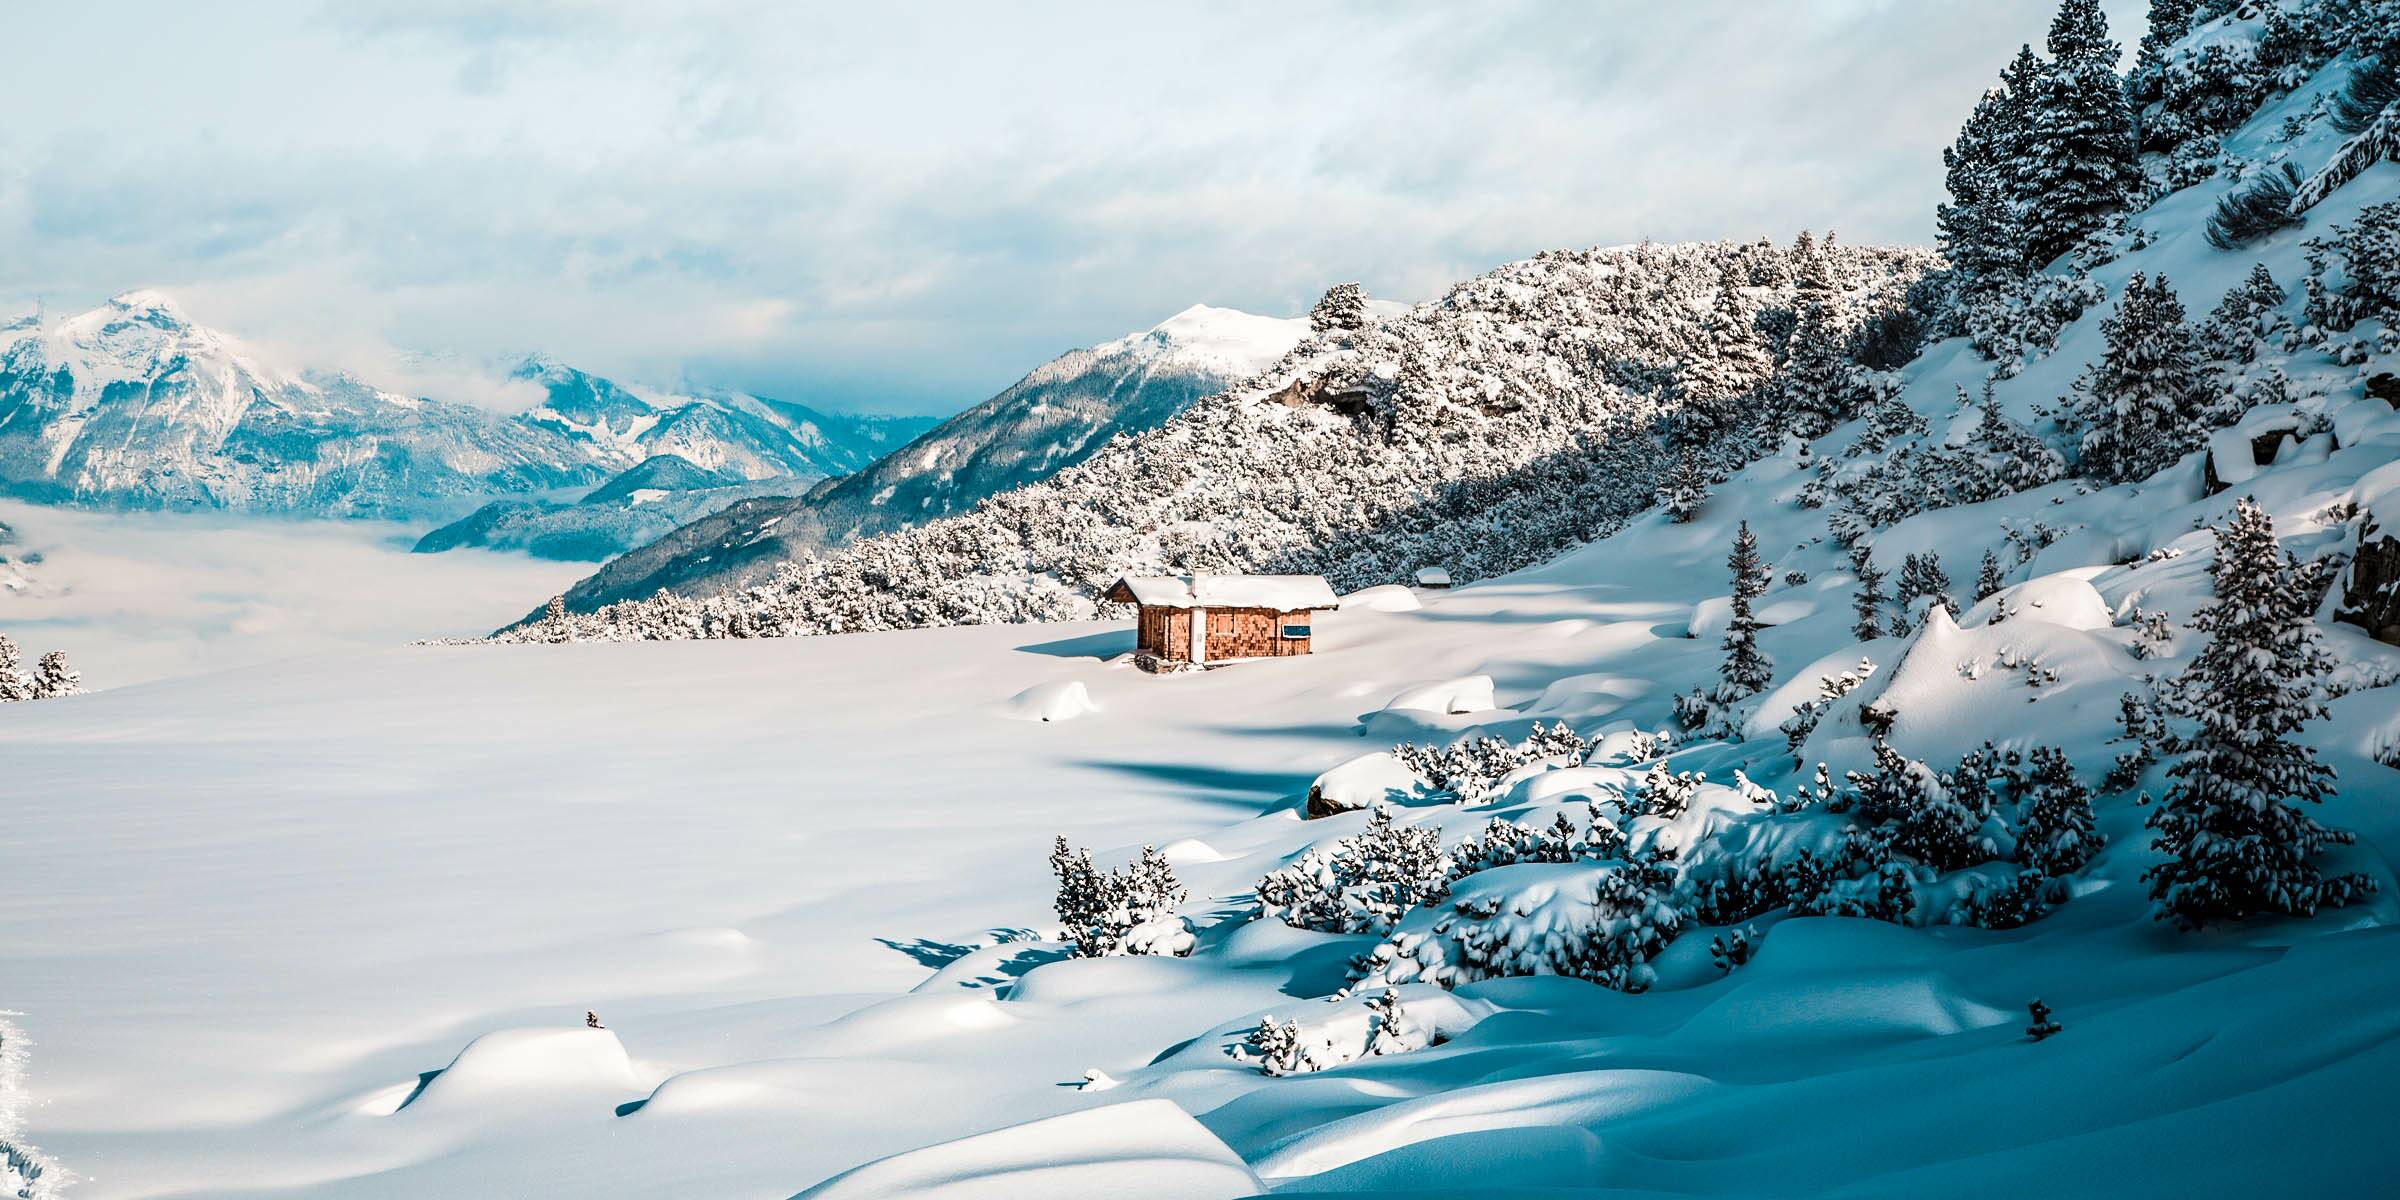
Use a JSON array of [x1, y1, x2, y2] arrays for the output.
[[547, 304, 1309, 606], [411, 453, 814, 562], [0, 291, 925, 520]]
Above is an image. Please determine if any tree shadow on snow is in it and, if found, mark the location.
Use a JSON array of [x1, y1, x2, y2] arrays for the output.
[[874, 935, 983, 969], [1074, 757, 1304, 811]]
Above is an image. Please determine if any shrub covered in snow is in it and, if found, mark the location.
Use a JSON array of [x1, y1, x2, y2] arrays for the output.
[[1389, 721, 1585, 804], [1356, 857, 1684, 994], [1257, 805, 1451, 937], [1048, 838, 1194, 958], [0, 636, 79, 704]]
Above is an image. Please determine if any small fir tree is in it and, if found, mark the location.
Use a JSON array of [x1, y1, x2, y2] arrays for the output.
[[1718, 522, 1774, 702], [2145, 498, 2372, 927], [0, 635, 29, 703], [1309, 282, 1371, 336], [1897, 552, 1956, 619], [543, 595, 574, 645], [2017, 746, 2102, 874], [2073, 273, 2207, 484], [1852, 549, 1889, 641], [1776, 300, 1862, 440], [30, 651, 80, 700], [2200, 263, 2290, 363], [1975, 550, 2007, 602], [1659, 448, 1711, 523]]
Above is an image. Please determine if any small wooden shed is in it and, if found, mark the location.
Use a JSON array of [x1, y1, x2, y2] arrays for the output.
[[1105, 574, 1340, 668]]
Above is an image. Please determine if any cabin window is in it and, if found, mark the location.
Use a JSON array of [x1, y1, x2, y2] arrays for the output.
[[1280, 623, 1311, 639]]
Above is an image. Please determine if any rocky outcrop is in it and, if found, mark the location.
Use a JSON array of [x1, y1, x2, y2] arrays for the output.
[[2338, 516, 2400, 644]]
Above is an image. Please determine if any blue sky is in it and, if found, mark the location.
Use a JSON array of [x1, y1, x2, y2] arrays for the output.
[[0, 0, 2141, 416]]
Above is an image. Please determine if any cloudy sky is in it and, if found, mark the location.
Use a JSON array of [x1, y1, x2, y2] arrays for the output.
[[0, 0, 2140, 416]]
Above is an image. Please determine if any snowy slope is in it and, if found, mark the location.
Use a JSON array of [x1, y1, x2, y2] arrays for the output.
[[554, 304, 1305, 610], [0, 297, 923, 520], [525, 243, 1935, 632]]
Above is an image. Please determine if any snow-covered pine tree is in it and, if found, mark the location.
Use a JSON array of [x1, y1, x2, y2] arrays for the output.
[[1897, 552, 1957, 619], [1939, 82, 2032, 287], [2017, 745, 2101, 874], [1659, 448, 1711, 523], [2073, 273, 2207, 484], [1852, 548, 1888, 641], [1718, 521, 1774, 703], [2200, 263, 2291, 362], [30, 651, 79, 700], [1976, 549, 2007, 602], [1777, 298, 1861, 440], [2021, 0, 2141, 268], [1848, 737, 1998, 872], [0, 635, 29, 703], [1678, 261, 1774, 448], [1309, 282, 1371, 336], [2146, 497, 2372, 928], [542, 595, 573, 645], [2128, 0, 2197, 106]]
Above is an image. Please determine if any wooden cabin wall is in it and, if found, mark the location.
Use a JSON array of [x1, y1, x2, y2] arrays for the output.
[[1205, 607, 1313, 659]]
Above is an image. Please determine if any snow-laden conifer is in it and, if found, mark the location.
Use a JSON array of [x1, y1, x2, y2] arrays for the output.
[[0, 636, 29, 703], [2072, 273, 2207, 484], [2020, 0, 2140, 267], [2145, 498, 2371, 927]]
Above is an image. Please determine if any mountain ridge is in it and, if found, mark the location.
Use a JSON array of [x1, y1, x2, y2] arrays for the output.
[[0, 293, 921, 520]]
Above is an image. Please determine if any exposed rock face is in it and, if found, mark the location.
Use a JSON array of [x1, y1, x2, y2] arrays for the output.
[[2337, 518, 2400, 645], [2367, 373, 2400, 409]]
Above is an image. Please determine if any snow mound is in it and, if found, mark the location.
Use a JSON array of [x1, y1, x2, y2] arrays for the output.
[[1344, 584, 1421, 613], [1530, 672, 1647, 716], [399, 1027, 641, 1113], [1672, 966, 2011, 1050], [1992, 573, 2112, 631], [796, 1098, 1262, 1200], [1687, 594, 1814, 640], [1381, 675, 1495, 715], [1307, 751, 1423, 818], [1001, 680, 1096, 722]]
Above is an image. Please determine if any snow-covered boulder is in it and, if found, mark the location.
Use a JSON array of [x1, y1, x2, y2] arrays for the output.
[[1381, 675, 1495, 715], [1307, 751, 1424, 819], [797, 1098, 1263, 1200], [1001, 680, 1097, 722], [1344, 584, 1422, 613]]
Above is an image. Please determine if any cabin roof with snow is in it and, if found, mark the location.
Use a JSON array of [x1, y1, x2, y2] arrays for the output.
[[1104, 574, 1341, 611]]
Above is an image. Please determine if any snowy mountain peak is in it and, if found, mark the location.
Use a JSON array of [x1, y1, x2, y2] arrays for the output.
[[1105, 304, 1307, 375], [105, 287, 187, 320]]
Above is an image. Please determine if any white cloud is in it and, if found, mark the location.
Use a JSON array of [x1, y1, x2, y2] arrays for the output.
[[0, 0, 2146, 414]]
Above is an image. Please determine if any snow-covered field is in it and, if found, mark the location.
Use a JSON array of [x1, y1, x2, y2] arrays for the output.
[[10, 457, 2400, 1194], [0, 501, 586, 686]]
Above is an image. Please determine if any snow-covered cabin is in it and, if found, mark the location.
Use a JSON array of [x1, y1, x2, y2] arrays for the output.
[[1105, 575, 1339, 667], [1415, 566, 1452, 589]]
